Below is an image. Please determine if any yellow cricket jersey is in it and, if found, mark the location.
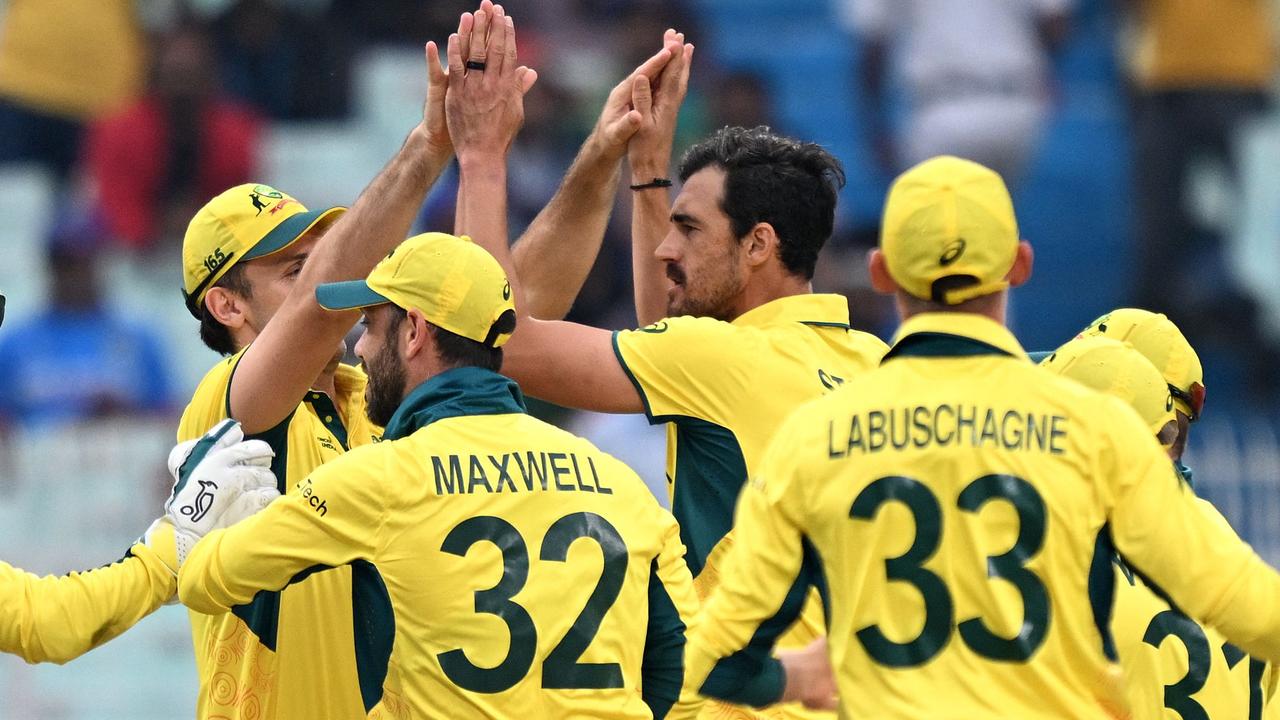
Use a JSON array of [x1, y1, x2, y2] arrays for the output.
[[612, 294, 887, 714], [177, 346, 381, 719], [1113, 497, 1280, 720], [686, 313, 1280, 719], [179, 367, 702, 719], [0, 543, 173, 664]]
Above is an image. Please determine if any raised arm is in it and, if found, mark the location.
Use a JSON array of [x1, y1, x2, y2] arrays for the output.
[[629, 31, 694, 326], [510, 41, 680, 320], [229, 37, 454, 433], [446, 3, 645, 414]]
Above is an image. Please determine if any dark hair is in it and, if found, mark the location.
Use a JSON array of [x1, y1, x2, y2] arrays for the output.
[[197, 263, 251, 356], [678, 126, 845, 280], [388, 306, 515, 373], [899, 279, 1003, 316]]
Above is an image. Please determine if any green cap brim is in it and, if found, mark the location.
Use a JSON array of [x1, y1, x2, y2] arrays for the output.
[[243, 207, 345, 261], [316, 280, 391, 311]]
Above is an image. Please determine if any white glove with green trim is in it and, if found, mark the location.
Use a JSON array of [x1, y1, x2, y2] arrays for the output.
[[160, 419, 279, 565]]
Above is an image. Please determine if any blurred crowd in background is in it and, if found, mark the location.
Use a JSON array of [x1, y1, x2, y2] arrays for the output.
[[3, 1, 1280, 715], [4, 0, 1280, 432], [1, 0, 1279, 424]]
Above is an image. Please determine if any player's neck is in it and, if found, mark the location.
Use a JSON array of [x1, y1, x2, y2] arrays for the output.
[[311, 369, 338, 402], [730, 276, 813, 321]]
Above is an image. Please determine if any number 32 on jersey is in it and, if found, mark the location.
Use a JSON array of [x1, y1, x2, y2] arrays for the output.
[[438, 512, 627, 693]]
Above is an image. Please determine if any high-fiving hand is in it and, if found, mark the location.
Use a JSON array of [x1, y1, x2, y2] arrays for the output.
[[628, 29, 694, 180], [588, 33, 692, 163], [445, 1, 538, 162]]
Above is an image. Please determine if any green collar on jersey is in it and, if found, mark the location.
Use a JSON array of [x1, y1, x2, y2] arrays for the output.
[[881, 331, 1016, 363], [382, 366, 527, 441], [1176, 460, 1194, 487]]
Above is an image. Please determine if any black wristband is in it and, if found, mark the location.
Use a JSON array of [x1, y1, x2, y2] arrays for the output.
[[629, 178, 673, 191]]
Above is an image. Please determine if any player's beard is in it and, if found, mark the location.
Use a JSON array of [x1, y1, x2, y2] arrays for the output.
[[364, 334, 408, 428], [666, 256, 743, 321]]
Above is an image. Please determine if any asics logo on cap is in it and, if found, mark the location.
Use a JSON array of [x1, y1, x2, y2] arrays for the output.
[[939, 239, 967, 267]]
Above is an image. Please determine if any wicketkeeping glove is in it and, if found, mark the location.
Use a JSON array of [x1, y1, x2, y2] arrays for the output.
[[162, 419, 279, 565]]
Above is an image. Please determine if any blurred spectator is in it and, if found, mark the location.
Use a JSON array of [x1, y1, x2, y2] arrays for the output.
[[707, 70, 776, 130], [844, 0, 1071, 181], [1124, 0, 1280, 393], [509, 79, 583, 226], [0, 215, 175, 429], [85, 24, 261, 251], [0, 0, 145, 182], [211, 0, 354, 119], [334, 0, 459, 46]]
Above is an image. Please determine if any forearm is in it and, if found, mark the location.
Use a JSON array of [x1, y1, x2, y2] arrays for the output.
[[0, 548, 174, 664], [630, 175, 672, 326], [458, 154, 522, 307], [511, 135, 622, 320], [300, 126, 446, 292], [230, 127, 447, 430], [178, 500, 358, 615]]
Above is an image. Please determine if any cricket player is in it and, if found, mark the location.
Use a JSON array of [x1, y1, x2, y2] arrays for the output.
[[683, 155, 1280, 718], [178, 232, 702, 719], [0, 419, 275, 664], [1038, 335, 1178, 450], [176, 4, 693, 715], [172, 10, 455, 715], [1051, 314, 1280, 719], [1073, 309, 1204, 482], [444, 10, 886, 714]]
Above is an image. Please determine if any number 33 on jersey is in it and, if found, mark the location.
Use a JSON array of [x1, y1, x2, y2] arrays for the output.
[[685, 315, 1280, 720]]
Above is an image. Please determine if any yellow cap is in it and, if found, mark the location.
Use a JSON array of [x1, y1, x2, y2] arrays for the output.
[[315, 232, 516, 347], [1041, 336, 1176, 439], [881, 156, 1019, 305], [182, 183, 345, 318], [1077, 308, 1204, 420]]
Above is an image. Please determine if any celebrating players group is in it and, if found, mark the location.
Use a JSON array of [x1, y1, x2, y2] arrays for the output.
[[3, 3, 1278, 719]]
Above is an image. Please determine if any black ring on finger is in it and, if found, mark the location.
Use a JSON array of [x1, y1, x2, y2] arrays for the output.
[[465, 60, 487, 71]]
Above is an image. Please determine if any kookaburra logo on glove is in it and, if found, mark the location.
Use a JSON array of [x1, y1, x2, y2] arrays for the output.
[[161, 420, 280, 567], [181, 480, 219, 523]]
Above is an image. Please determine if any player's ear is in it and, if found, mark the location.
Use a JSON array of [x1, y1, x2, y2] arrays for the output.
[[204, 286, 247, 330], [744, 222, 777, 268], [402, 309, 431, 360], [867, 248, 897, 294], [1007, 241, 1034, 288]]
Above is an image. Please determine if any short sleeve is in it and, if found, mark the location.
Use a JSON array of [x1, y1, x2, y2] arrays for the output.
[[612, 317, 755, 424]]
